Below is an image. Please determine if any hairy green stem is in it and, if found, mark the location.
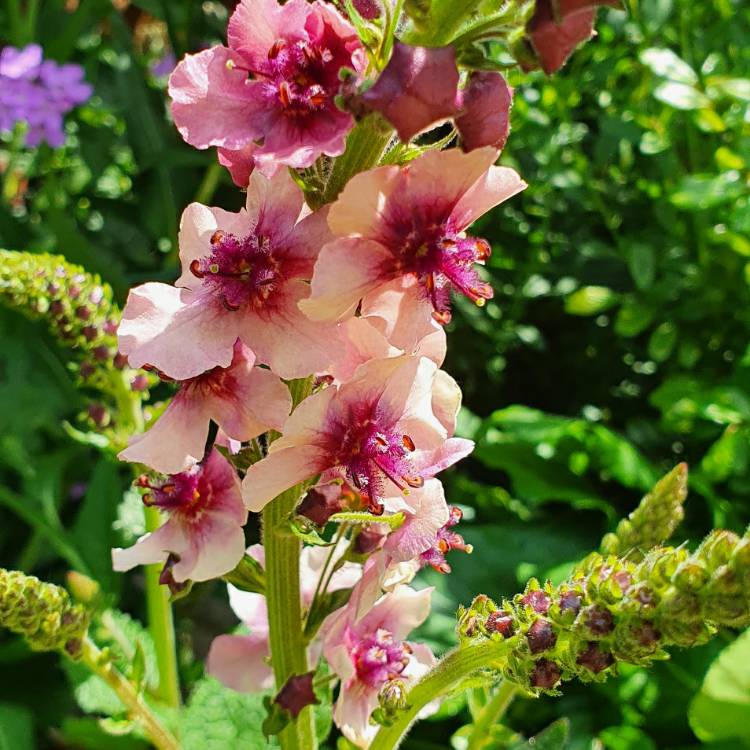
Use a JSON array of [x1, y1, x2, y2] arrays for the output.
[[320, 119, 393, 204], [466, 681, 517, 750], [370, 640, 511, 750], [79, 637, 180, 750], [263, 377, 317, 750], [144, 506, 181, 709]]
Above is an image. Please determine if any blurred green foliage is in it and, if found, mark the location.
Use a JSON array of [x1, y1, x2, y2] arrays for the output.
[[0, 0, 749, 748]]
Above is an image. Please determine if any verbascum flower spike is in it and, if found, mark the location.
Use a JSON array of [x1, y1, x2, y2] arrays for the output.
[[460, 526, 750, 694], [600, 463, 688, 559], [0, 250, 148, 446], [0, 569, 90, 658]]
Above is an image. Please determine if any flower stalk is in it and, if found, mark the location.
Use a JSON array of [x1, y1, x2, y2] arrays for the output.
[[263, 377, 317, 750]]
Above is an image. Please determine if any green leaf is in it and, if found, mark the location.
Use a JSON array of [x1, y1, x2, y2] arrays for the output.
[[711, 77, 750, 102], [181, 677, 271, 750], [0, 703, 34, 750], [653, 81, 711, 110], [599, 726, 657, 750], [648, 322, 678, 362], [640, 48, 698, 84], [670, 172, 744, 210], [626, 243, 656, 290], [71, 458, 123, 591], [564, 286, 619, 316], [689, 629, 750, 742], [508, 718, 570, 749]]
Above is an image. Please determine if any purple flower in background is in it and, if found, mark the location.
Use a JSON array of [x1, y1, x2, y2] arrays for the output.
[[0, 43, 92, 148]]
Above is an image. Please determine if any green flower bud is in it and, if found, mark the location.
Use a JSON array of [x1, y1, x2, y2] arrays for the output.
[[0, 569, 89, 658]]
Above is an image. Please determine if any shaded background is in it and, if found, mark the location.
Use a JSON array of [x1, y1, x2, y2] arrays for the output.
[[1, 0, 749, 748]]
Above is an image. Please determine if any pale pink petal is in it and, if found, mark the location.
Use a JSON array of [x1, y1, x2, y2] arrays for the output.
[[208, 360, 291, 439], [361, 279, 446, 365], [355, 584, 433, 642], [200, 449, 247, 526], [169, 47, 256, 150], [334, 681, 379, 749], [228, 0, 309, 69], [118, 390, 212, 475], [271, 385, 336, 451], [430, 369, 462, 434], [456, 72, 514, 153], [413, 437, 474, 477], [327, 164, 401, 238], [207, 634, 274, 692], [111, 524, 181, 572], [384, 479, 449, 561], [399, 146, 500, 218], [241, 280, 345, 378], [242, 445, 328, 512], [360, 43, 461, 142], [449, 164, 527, 231], [118, 283, 237, 380], [330, 317, 395, 383], [300, 238, 393, 322], [228, 583, 269, 631], [177, 202, 250, 289], [217, 145, 256, 187], [283, 206, 333, 276], [246, 169, 305, 242], [174, 514, 246, 581]]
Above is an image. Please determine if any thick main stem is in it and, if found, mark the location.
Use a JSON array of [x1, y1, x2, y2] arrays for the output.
[[263, 377, 316, 750], [144, 506, 182, 709], [370, 640, 511, 750], [79, 637, 180, 750]]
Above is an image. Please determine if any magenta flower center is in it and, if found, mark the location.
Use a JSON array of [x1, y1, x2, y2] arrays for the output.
[[401, 224, 492, 324], [191, 230, 280, 311], [329, 408, 423, 512], [352, 628, 411, 688], [137, 468, 204, 517]]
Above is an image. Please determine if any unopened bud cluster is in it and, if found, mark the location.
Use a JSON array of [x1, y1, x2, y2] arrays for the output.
[[0, 250, 151, 440], [458, 526, 750, 693], [601, 463, 687, 559], [0, 569, 90, 658]]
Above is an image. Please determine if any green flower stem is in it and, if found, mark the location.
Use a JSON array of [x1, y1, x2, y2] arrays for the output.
[[143, 506, 182, 709], [466, 680, 517, 750], [263, 377, 317, 750], [370, 640, 511, 750], [320, 119, 394, 205], [79, 637, 180, 750]]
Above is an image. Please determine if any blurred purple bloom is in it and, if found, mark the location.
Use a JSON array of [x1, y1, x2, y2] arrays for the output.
[[0, 44, 92, 148], [151, 51, 176, 79]]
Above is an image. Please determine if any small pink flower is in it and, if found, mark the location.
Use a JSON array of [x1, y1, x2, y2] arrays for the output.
[[360, 42, 461, 143], [418, 505, 472, 574], [118, 169, 343, 381], [169, 0, 365, 173], [112, 450, 247, 582], [207, 542, 362, 692], [119, 340, 291, 475], [242, 355, 473, 513], [321, 581, 435, 747], [526, 0, 621, 74], [300, 147, 526, 327]]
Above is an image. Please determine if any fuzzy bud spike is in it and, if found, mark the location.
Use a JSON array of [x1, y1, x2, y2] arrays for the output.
[[600, 464, 688, 559]]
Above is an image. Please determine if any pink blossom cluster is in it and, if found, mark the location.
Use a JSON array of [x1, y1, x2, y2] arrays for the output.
[[111, 0, 608, 743]]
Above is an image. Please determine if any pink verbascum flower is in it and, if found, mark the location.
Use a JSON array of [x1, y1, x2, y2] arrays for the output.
[[118, 169, 343, 381], [526, 0, 622, 74], [119, 340, 291, 475], [321, 580, 435, 747], [300, 147, 526, 327], [207, 542, 362, 691], [242, 355, 473, 514], [168, 0, 365, 175], [112, 450, 246, 582]]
